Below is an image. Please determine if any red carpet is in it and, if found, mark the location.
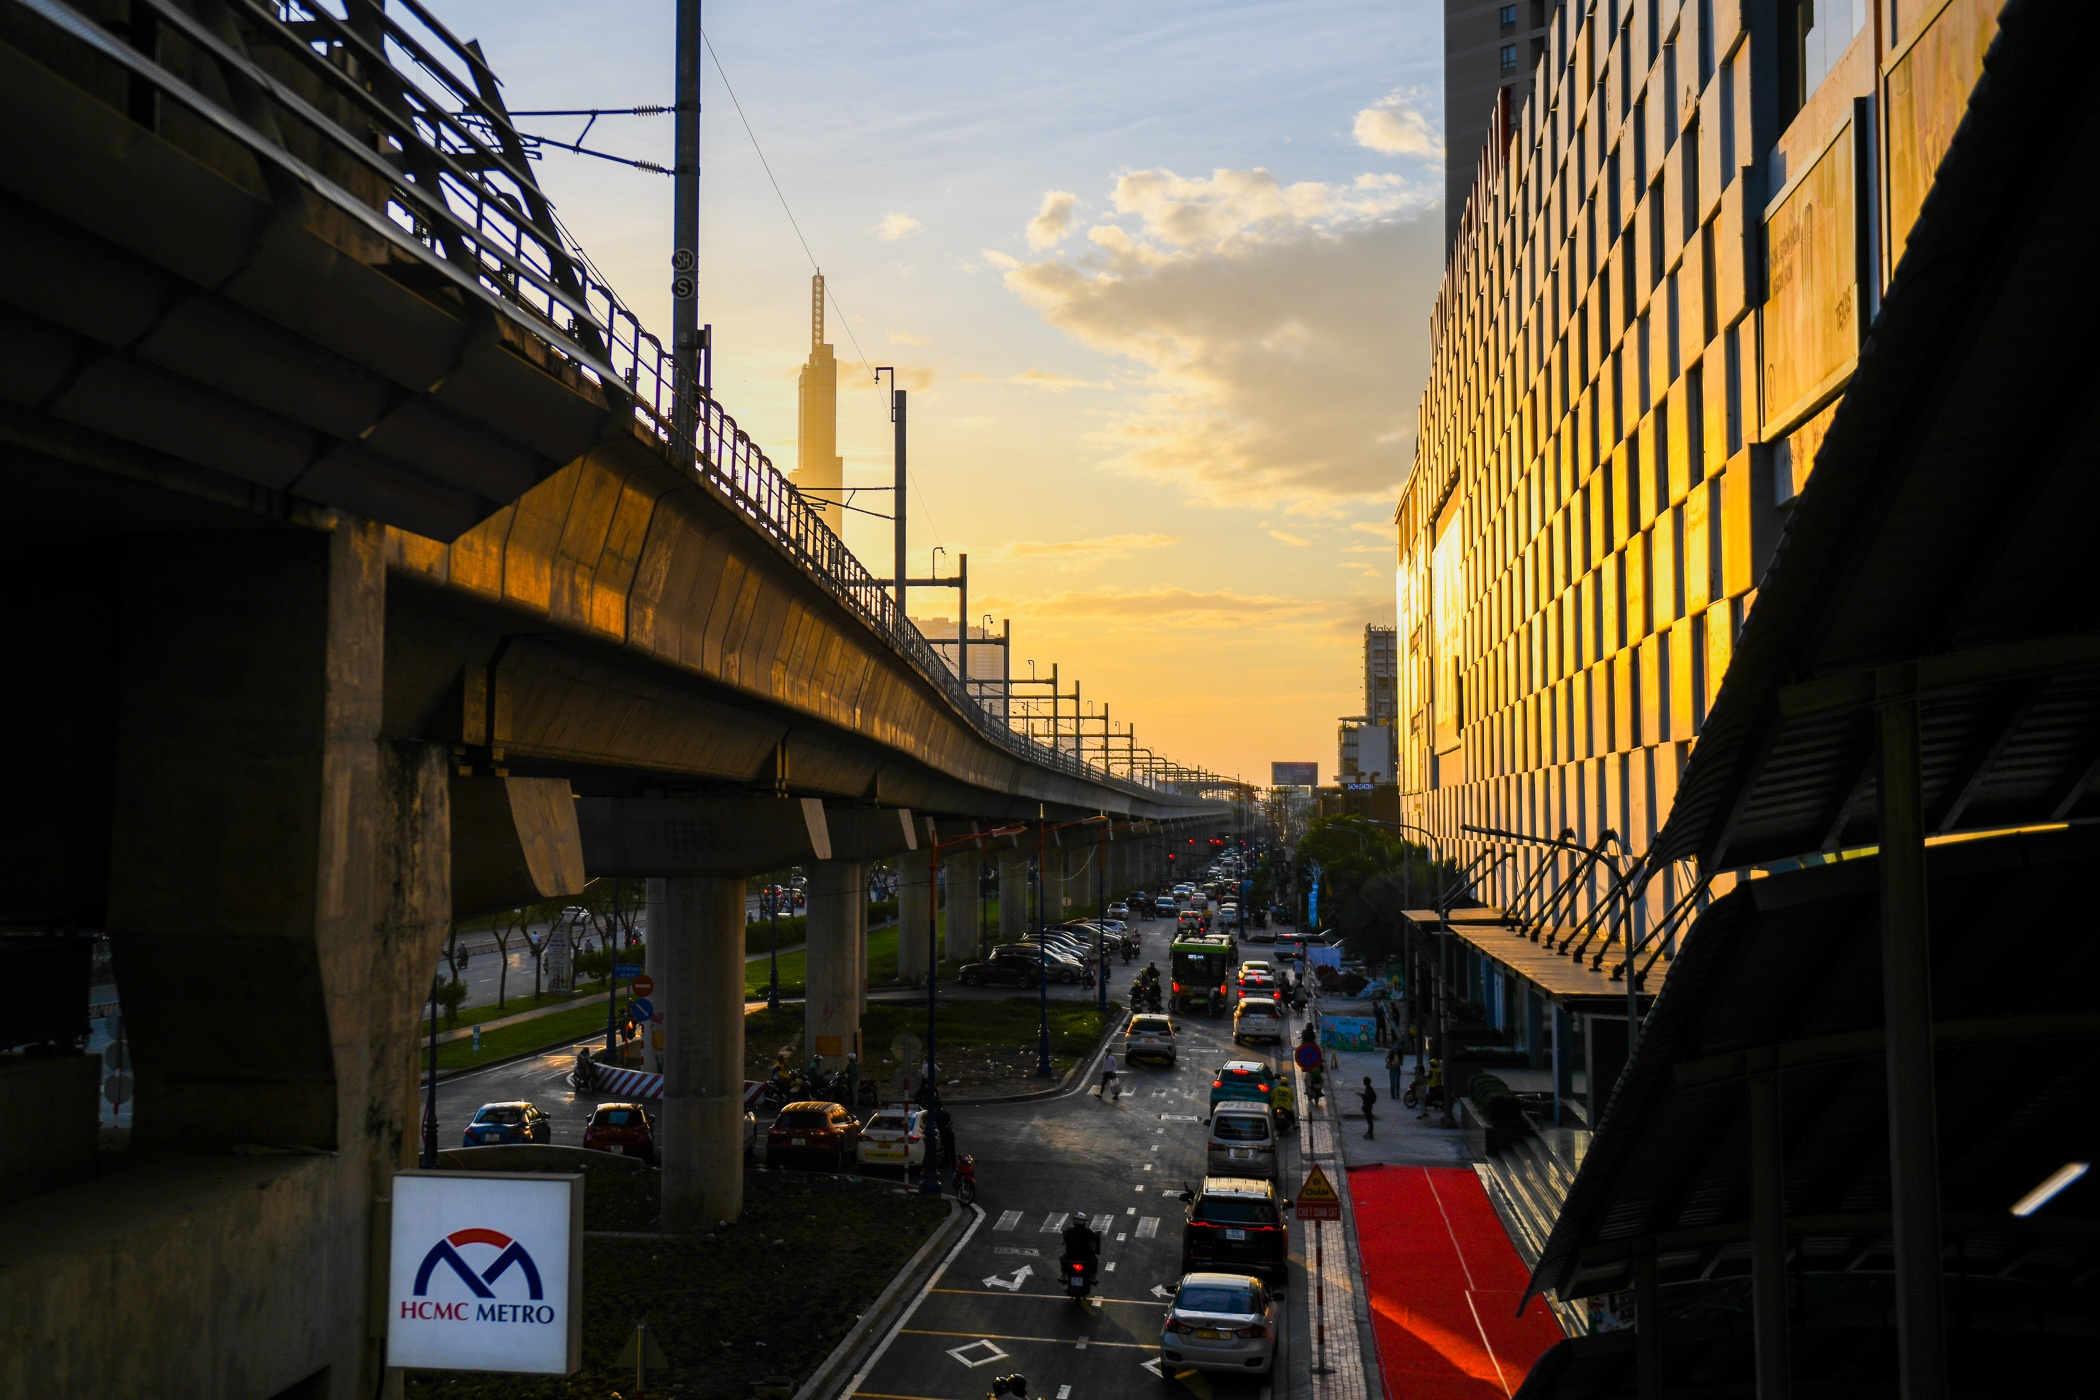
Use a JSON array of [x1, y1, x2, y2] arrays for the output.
[[1348, 1166, 1565, 1398]]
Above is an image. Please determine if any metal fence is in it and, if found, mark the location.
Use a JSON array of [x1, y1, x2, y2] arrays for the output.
[[16, 0, 1225, 803]]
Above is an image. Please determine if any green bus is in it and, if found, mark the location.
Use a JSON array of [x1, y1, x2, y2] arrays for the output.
[[1169, 935, 1235, 1012]]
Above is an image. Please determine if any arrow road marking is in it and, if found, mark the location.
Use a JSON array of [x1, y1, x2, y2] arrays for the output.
[[982, 1265, 1032, 1291], [1150, 1284, 1175, 1298], [994, 1210, 1023, 1231], [1142, 1358, 1164, 1378]]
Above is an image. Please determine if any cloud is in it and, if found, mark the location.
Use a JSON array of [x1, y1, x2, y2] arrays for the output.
[[1027, 190, 1078, 251], [982, 248, 1021, 271], [976, 533, 1180, 573], [1009, 369, 1107, 391], [993, 164, 1444, 508], [1268, 530, 1310, 546], [1353, 88, 1444, 159], [981, 584, 1332, 630], [889, 330, 928, 346], [874, 212, 924, 240]]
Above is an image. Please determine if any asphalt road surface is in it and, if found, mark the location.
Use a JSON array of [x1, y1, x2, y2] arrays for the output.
[[847, 916, 1314, 1400]]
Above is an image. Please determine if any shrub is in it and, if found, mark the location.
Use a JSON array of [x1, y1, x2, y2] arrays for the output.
[[433, 977, 468, 1027]]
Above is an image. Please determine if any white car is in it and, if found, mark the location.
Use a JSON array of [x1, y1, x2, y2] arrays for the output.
[[1124, 1012, 1179, 1064], [1232, 997, 1283, 1044], [856, 1106, 927, 1172], [1239, 960, 1273, 978], [1160, 1272, 1278, 1377]]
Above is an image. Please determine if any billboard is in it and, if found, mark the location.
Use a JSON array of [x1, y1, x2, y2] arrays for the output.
[[387, 1171, 583, 1375], [1271, 762, 1318, 787]]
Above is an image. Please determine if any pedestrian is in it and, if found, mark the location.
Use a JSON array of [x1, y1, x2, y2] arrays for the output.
[[845, 1051, 861, 1108], [1359, 1076, 1378, 1139], [1386, 1043, 1403, 1098], [1098, 1049, 1121, 1101]]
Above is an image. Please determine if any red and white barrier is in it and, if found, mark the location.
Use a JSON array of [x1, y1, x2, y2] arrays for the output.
[[585, 1064, 664, 1101]]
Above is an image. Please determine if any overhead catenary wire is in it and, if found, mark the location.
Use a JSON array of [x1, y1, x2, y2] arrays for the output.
[[698, 28, 874, 380]]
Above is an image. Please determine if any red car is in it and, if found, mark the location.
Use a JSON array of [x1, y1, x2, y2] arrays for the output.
[[766, 1100, 863, 1171], [583, 1102, 655, 1161]]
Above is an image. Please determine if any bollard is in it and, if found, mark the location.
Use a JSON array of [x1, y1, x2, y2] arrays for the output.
[[471, 1023, 481, 1053]]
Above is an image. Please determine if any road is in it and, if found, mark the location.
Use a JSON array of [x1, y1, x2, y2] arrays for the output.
[[848, 911, 1314, 1400]]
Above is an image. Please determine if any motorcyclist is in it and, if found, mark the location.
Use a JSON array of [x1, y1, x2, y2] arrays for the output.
[[572, 1045, 594, 1090], [1142, 962, 1160, 985], [1060, 1211, 1102, 1281]]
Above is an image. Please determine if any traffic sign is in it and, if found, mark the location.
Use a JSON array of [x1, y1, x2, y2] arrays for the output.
[[627, 997, 654, 1022], [631, 974, 655, 999], [615, 962, 642, 979], [103, 1071, 133, 1107], [1295, 1163, 1342, 1220]]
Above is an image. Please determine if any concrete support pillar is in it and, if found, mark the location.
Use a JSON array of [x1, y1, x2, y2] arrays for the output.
[[998, 850, 1029, 943], [1878, 695, 1946, 1400], [856, 869, 871, 1014], [897, 858, 933, 983], [1748, 1072, 1792, 1398], [1634, 1254, 1662, 1397], [947, 853, 984, 962], [804, 861, 862, 1067], [660, 875, 746, 1230], [644, 878, 668, 1073], [1552, 1004, 1574, 1125], [1526, 985, 1546, 1070]]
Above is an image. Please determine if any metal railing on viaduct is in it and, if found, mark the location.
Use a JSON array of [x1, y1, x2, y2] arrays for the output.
[[13, 0, 1223, 804]]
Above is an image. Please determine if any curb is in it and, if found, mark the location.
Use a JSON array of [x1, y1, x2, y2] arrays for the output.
[[792, 1196, 973, 1400], [941, 999, 1127, 1105]]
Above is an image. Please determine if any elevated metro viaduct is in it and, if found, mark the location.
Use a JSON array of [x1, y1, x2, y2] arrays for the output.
[[0, 7, 1239, 1397]]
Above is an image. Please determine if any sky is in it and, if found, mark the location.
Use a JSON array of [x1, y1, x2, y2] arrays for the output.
[[430, 0, 1447, 785]]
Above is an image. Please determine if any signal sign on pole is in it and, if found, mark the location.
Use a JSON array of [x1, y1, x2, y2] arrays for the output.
[[1295, 1163, 1342, 1220], [631, 974, 655, 999]]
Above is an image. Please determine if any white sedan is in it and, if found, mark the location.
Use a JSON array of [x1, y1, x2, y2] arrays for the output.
[[856, 1106, 927, 1172]]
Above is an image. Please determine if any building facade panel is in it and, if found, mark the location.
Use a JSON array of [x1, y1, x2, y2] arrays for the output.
[[1403, 0, 2014, 937]]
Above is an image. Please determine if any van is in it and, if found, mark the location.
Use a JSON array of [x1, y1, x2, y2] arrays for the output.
[[1205, 1103, 1279, 1180]]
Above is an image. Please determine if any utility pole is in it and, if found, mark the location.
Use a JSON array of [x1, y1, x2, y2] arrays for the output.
[[670, 0, 702, 445], [892, 387, 907, 617]]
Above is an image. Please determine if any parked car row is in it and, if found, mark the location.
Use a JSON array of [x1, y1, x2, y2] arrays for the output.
[[460, 1099, 758, 1163]]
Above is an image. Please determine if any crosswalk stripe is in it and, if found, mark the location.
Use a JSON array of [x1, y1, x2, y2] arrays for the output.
[[994, 1210, 1023, 1232], [1041, 1212, 1069, 1232], [1136, 1216, 1160, 1238]]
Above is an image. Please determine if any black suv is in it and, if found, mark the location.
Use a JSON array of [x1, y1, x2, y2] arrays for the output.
[[957, 953, 1040, 988], [1178, 1176, 1292, 1284]]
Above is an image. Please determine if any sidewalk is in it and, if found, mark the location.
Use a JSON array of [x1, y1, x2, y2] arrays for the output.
[[1317, 1033, 1563, 1397]]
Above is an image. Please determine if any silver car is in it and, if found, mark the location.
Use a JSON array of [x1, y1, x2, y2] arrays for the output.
[[1124, 1012, 1178, 1065], [1159, 1271, 1278, 1377]]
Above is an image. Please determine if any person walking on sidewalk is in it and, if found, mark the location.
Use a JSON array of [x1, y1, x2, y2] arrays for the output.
[[1385, 1043, 1403, 1098], [1359, 1076, 1378, 1139]]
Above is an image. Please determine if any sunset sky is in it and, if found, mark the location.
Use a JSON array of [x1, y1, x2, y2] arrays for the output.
[[438, 0, 1447, 784]]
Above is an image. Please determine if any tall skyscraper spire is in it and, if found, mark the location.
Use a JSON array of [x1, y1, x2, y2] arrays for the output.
[[797, 272, 843, 530]]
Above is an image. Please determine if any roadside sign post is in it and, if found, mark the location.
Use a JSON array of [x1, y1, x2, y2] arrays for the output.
[[1296, 1162, 1342, 1374]]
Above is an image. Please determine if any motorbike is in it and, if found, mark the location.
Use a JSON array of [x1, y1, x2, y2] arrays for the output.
[[1059, 1254, 1095, 1305], [569, 1049, 595, 1092], [954, 1153, 978, 1205]]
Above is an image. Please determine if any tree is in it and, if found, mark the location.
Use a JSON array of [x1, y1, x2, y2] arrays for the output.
[[1295, 816, 1457, 965], [434, 976, 468, 1028]]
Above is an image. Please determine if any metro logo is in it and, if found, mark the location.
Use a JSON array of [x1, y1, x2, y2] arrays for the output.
[[413, 1228, 545, 1301]]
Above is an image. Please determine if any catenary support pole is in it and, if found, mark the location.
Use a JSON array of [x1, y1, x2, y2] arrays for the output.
[[1878, 692, 1947, 1400], [670, 0, 701, 444]]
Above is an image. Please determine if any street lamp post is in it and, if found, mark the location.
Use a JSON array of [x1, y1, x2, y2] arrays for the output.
[[1097, 816, 1110, 1016], [421, 974, 439, 1167], [1035, 822, 1052, 1077], [766, 884, 781, 1012]]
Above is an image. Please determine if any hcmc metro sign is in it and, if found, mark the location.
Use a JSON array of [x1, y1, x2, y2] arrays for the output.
[[404, 1228, 555, 1324], [387, 1172, 582, 1374]]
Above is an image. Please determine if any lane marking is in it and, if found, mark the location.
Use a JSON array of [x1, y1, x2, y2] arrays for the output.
[[1126, 1206, 1138, 1214], [944, 1339, 1009, 1369], [994, 1210, 1023, 1232], [1058, 1389, 1072, 1399], [1134, 1184, 1147, 1193], [1143, 1163, 1154, 1171], [1075, 1337, 1088, 1351], [1465, 1288, 1514, 1399], [1106, 1261, 1117, 1271], [1117, 1233, 1128, 1242], [1135, 1217, 1159, 1238], [840, 1203, 987, 1398], [902, 1330, 1153, 1350], [990, 1246, 1040, 1257]]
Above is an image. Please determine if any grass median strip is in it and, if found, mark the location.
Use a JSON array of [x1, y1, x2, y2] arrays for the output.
[[434, 998, 615, 1072], [403, 1163, 945, 1399], [744, 996, 1118, 1094]]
